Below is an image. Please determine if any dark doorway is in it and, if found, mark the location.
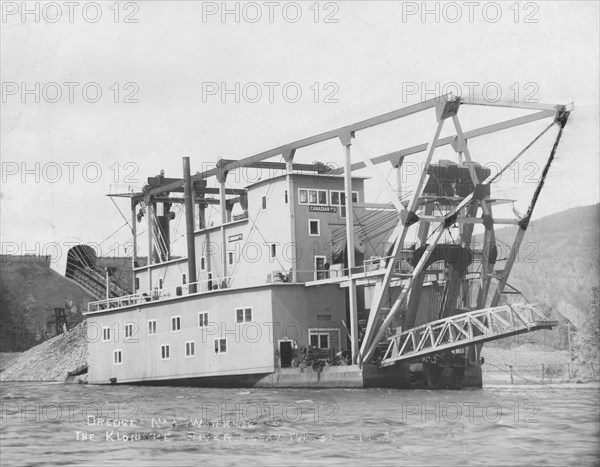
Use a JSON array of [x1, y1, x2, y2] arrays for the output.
[[280, 341, 293, 368]]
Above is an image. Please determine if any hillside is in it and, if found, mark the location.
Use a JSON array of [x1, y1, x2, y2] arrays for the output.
[[481, 204, 600, 367], [0, 257, 93, 351]]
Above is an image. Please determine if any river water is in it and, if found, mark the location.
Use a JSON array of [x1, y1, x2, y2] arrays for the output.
[[0, 382, 598, 466]]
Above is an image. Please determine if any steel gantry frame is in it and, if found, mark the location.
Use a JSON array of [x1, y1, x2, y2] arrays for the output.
[[114, 93, 572, 366]]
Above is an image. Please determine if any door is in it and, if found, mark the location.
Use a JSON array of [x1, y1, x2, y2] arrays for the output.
[[280, 341, 293, 368]]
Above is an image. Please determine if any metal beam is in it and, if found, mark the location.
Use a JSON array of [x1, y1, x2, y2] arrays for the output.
[[333, 109, 556, 174], [135, 96, 450, 200], [360, 106, 449, 363]]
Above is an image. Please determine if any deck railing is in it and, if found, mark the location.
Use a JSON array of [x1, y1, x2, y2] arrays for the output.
[[87, 269, 317, 313]]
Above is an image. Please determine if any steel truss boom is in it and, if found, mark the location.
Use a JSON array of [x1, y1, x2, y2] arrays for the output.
[[380, 304, 557, 367]]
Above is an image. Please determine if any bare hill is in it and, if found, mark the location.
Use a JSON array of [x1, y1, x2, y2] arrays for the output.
[[0, 257, 93, 351]]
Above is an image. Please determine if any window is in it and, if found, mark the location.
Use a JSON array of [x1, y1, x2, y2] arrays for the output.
[[298, 189, 308, 204], [262, 196, 267, 210], [114, 350, 122, 365], [214, 338, 227, 354], [124, 323, 134, 338], [299, 189, 328, 205], [182, 273, 187, 285], [308, 328, 339, 350], [331, 191, 340, 205], [308, 219, 320, 236], [198, 312, 209, 327], [200, 257, 206, 271], [161, 344, 170, 360], [318, 190, 328, 205], [315, 256, 327, 280], [228, 252, 235, 265], [134, 277, 139, 291], [310, 333, 330, 349], [330, 190, 359, 218], [284, 190, 288, 205], [171, 316, 181, 332], [148, 320, 157, 335], [185, 341, 196, 357], [159, 278, 163, 289], [102, 327, 111, 342], [236, 307, 252, 323], [270, 243, 277, 259]]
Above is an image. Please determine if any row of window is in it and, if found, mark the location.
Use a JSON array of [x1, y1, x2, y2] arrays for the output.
[[298, 189, 358, 207], [112, 338, 228, 365], [258, 189, 359, 211], [101, 308, 253, 341]]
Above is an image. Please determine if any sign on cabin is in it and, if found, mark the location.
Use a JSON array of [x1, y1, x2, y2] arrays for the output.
[[309, 206, 337, 213]]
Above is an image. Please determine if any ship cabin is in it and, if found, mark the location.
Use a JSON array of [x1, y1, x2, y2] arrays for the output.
[[85, 169, 401, 385]]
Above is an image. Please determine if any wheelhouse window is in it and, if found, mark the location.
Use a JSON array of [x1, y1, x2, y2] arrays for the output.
[[308, 219, 320, 236], [198, 312, 209, 328], [299, 189, 328, 205], [161, 344, 170, 360], [185, 341, 195, 357], [262, 196, 267, 210], [228, 252, 235, 265], [236, 307, 252, 323], [270, 243, 277, 259], [299, 189, 308, 204], [148, 320, 157, 335], [113, 350, 122, 365], [330, 190, 359, 217], [182, 273, 187, 285], [102, 327, 111, 342], [214, 338, 227, 354], [284, 190, 288, 204], [171, 316, 181, 332], [200, 257, 206, 271]]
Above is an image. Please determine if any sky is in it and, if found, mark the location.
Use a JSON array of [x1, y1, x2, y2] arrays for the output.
[[1, 0, 599, 274]]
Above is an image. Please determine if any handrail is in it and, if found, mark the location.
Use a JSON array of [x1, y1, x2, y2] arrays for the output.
[[86, 269, 324, 313]]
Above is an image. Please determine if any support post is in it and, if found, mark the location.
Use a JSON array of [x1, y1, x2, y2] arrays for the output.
[[183, 157, 197, 294], [105, 268, 110, 300], [341, 133, 359, 364], [283, 148, 297, 282], [216, 159, 229, 286], [395, 158, 404, 201], [146, 197, 153, 290], [220, 180, 227, 283], [131, 199, 137, 291]]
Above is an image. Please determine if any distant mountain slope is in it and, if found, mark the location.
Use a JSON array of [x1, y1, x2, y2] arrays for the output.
[[479, 204, 599, 364], [0, 257, 93, 351], [493, 204, 599, 327]]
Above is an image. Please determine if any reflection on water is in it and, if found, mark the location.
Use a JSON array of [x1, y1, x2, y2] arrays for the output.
[[1, 382, 598, 466]]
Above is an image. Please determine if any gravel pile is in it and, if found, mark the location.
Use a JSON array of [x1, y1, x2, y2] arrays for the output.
[[0, 321, 88, 382]]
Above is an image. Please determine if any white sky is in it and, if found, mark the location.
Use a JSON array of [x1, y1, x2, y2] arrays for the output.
[[1, 0, 599, 273]]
